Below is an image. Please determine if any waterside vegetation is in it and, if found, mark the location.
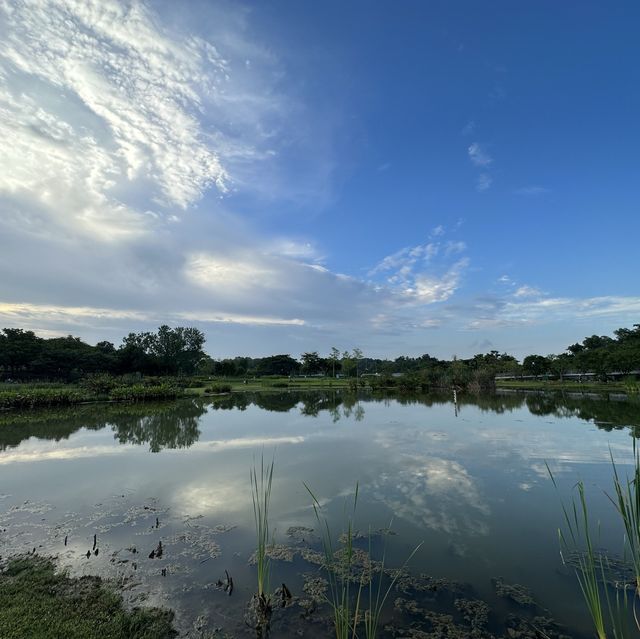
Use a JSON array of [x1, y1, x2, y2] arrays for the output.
[[0, 555, 176, 639], [2, 323, 639, 396], [549, 444, 640, 638]]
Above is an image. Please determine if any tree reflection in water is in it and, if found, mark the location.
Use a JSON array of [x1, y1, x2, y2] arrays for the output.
[[1, 389, 638, 452]]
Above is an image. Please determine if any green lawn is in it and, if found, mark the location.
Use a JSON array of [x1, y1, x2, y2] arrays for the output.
[[496, 379, 638, 393], [187, 375, 352, 394]]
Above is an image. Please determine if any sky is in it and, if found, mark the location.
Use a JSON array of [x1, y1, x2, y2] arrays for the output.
[[0, 0, 638, 360]]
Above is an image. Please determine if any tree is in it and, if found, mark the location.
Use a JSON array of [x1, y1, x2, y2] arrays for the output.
[[352, 348, 363, 380], [328, 346, 341, 378], [522, 355, 549, 378], [547, 353, 573, 382], [301, 352, 325, 375], [0, 328, 42, 375], [255, 354, 300, 376]]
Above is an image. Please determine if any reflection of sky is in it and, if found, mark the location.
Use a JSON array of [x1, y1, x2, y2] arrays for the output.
[[0, 400, 632, 546], [0, 398, 636, 607]]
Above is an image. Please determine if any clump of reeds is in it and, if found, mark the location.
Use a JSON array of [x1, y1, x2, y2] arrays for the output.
[[251, 453, 275, 616], [306, 482, 361, 639], [362, 528, 421, 639], [305, 483, 421, 639], [548, 452, 637, 639]]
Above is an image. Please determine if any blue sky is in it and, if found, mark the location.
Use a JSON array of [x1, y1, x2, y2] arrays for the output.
[[0, 0, 638, 360]]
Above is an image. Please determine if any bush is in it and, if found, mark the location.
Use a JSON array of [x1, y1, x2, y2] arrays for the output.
[[204, 383, 232, 394], [79, 373, 118, 395], [108, 383, 181, 402], [0, 388, 89, 409]]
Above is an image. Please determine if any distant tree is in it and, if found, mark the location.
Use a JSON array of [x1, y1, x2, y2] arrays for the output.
[[301, 351, 325, 375], [352, 348, 363, 379], [256, 354, 300, 376], [582, 335, 614, 351], [217, 359, 237, 376], [522, 355, 549, 378], [547, 353, 573, 381], [328, 346, 341, 378], [0, 328, 42, 375]]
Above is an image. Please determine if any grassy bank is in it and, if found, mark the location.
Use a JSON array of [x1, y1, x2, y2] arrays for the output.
[[0, 555, 176, 639], [0, 380, 183, 409], [496, 379, 638, 394], [187, 375, 353, 394], [0, 375, 357, 409]]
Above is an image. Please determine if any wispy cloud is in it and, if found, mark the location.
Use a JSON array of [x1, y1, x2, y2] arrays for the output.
[[514, 186, 550, 196], [467, 143, 493, 191], [476, 173, 492, 191], [369, 231, 469, 306], [513, 285, 544, 298], [467, 143, 493, 167], [461, 120, 475, 136]]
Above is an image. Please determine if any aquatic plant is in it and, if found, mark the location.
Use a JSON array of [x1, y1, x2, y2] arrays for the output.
[[548, 457, 636, 638], [305, 482, 361, 639], [610, 442, 640, 594], [251, 453, 275, 605], [0, 388, 90, 409], [305, 483, 421, 639], [362, 529, 421, 639]]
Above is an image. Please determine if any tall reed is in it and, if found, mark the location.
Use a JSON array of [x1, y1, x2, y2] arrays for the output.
[[251, 453, 275, 602], [548, 458, 635, 639], [362, 527, 421, 639], [305, 482, 361, 639], [305, 483, 421, 639], [609, 442, 640, 593]]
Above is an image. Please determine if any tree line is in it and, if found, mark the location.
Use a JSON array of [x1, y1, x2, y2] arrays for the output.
[[1, 323, 638, 382], [0, 326, 206, 380]]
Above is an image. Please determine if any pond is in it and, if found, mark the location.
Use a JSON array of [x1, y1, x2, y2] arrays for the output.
[[1, 390, 639, 638]]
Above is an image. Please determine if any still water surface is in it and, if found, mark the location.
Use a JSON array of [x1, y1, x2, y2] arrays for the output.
[[1, 390, 639, 637]]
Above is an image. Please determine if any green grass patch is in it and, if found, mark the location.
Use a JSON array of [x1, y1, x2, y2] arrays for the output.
[[187, 376, 352, 394], [0, 381, 184, 409], [496, 379, 632, 393], [0, 555, 176, 639], [203, 383, 232, 394]]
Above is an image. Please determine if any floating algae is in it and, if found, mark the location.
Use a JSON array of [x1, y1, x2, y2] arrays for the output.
[[492, 577, 536, 607]]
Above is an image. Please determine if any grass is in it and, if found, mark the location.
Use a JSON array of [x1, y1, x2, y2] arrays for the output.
[[250, 453, 275, 604], [610, 443, 640, 593], [497, 379, 634, 393], [0, 381, 183, 409], [0, 555, 176, 639], [548, 452, 638, 638], [306, 482, 362, 639], [362, 529, 421, 639], [305, 483, 421, 639], [0, 387, 92, 409], [187, 376, 353, 394]]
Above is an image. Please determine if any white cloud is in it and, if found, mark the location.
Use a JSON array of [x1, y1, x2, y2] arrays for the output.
[[463, 293, 640, 331], [0, 0, 236, 237], [513, 285, 544, 298], [408, 258, 469, 304], [444, 240, 466, 256], [467, 142, 492, 167], [476, 173, 492, 191]]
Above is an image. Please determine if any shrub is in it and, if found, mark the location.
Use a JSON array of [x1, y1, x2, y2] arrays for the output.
[[79, 373, 118, 395], [204, 384, 232, 394], [108, 383, 180, 402], [0, 389, 89, 409]]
